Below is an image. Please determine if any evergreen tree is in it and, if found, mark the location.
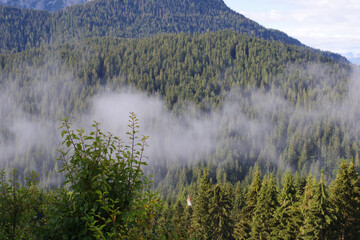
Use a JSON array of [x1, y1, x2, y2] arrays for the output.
[[330, 159, 360, 239], [233, 168, 262, 240], [272, 171, 302, 239], [301, 174, 316, 213], [300, 170, 335, 240], [156, 202, 174, 239], [193, 169, 213, 239], [173, 200, 188, 239], [232, 181, 245, 222], [250, 174, 278, 240], [209, 184, 234, 240]]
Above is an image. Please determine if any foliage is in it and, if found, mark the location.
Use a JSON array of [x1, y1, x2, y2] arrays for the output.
[[0, 169, 46, 239], [0, 30, 353, 191], [192, 168, 213, 239], [250, 174, 278, 239], [1, 158, 360, 239], [54, 112, 159, 239], [330, 159, 360, 239], [0, 0, 309, 54]]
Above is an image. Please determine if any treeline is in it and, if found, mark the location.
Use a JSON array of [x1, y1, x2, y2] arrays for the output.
[[0, 31, 355, 189], [1, 0, 318, 55], [154, 159, 360, 240], [1, 118, 360, 239], [0, 31, 349, 111]]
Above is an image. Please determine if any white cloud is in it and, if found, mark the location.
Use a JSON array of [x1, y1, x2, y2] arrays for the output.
[[224, 0, 360, 55]]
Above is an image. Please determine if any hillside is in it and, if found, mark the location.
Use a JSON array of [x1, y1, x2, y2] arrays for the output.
[[1, 30, 359, 239], [0, 0, 305, 54], [1, 0, 360, 237], [0, 31, 354, 187]]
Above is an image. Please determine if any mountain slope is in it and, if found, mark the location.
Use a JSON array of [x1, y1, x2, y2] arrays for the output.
[[0, 0, 304, 54], [0, 31, 353, 186], [0, 0, 89, 12]]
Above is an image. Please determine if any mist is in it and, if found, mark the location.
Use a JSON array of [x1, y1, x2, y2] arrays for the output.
[[0, 57, 359, 184]]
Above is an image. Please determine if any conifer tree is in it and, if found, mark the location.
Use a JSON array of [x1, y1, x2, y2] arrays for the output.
[[293, 171, 306, 201], [330, 159, 360, 239], [232, 181, 245, 221], [272, 171, 302, 239], [300, 170, 335, 240], [301, 174, 316, 212], [209, 184, 234, 240], [193, 169, 213, 239], [233, 168, 261, 240], [250, 174, 278, 240], [173, 200, 188, 239], [156, 202, 174, 239], [184, 201, 194, 238]]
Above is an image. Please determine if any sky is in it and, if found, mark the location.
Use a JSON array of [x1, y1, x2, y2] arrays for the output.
[[223, 0, 360, 58]]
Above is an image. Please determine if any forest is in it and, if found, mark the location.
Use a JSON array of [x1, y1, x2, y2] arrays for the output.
[[1, 114, 360, 239], [1, 0, 360, 238], [1, 29, 359, 239], [0, 0, 316, 54]]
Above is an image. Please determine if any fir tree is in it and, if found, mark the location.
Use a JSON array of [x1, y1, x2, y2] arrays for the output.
[[300, 170, 335, 240], [272, 171, 302, 240], [330, 160, 360, 239], [250, 174, 278, 240], [233, 168, 261, 240], [193, 169, 213, 239], [209, 184, 234, 240], [173, 200, 189, 239]]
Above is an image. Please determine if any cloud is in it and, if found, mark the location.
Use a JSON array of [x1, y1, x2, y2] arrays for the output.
[[1, 49, 358, 184], [85, 90, 220, 164], [224, 0, 360, 54]]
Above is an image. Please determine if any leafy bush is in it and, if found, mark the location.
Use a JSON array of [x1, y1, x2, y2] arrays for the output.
[[56, 112, 159, 239]]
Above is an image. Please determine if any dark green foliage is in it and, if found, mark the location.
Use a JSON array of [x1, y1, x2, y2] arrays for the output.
[[1, 157, 360, 239], [272, 172, 302, 239], [209, 184, 234, 240], [233, 168, 261, 239], [0, 31, 354, 190], [192, 169, 213, 239], [0, 0, 359, 236], [0, 169, 47, 239], [0, 0, 311, 55], [330, 160, 360, 239], [250, 174, 278, 239], [300, 171, 335, 240], [54, 113, 158, 239], [172, 200, 189, 239]]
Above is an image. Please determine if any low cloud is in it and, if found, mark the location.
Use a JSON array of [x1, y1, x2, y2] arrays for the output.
[[0, 58, 359, 183]]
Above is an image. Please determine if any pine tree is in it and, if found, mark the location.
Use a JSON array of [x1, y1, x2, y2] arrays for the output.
[[300, 170, 335, 240], [193, 169, 213, 239], [232, 181, 245, 222], [173, 200, 188, 239], [250, 174, 278, 240], [301, 174, 316, 213], [233, 168, 261, 240], [156, 202, 174, 239], [209, 184, 234, 240], [330, 159, 360, 239], [272, 171, 302, 239]]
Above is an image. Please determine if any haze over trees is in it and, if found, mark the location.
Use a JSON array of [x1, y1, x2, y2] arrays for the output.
[[0, 0, 359, 238]]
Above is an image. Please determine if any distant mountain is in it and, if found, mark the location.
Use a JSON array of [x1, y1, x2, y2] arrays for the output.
[[0, 0, 348, 62], [0, 0, 302, 52], [0, 0, 89, 12], [343, 52, 360, 65]]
